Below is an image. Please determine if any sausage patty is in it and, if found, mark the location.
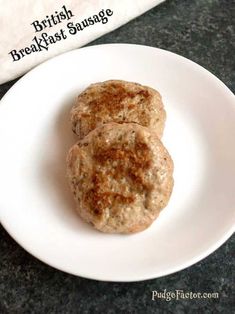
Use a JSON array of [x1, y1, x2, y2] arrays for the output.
[[71, 80, 166, 139], [67, 122, 174, 234]]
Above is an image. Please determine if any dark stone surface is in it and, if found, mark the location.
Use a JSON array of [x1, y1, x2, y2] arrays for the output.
[[0, 0, 234, 313]]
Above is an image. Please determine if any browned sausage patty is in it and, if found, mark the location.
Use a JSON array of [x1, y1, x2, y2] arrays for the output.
[[71, 80, 166, 139], [67, 122, 174, 234]]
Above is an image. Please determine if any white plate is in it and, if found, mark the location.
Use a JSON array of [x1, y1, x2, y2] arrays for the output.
[[0, 44, 234, 282]]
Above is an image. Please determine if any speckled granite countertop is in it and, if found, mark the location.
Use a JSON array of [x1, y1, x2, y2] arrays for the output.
[[0, 0, 234, 313]]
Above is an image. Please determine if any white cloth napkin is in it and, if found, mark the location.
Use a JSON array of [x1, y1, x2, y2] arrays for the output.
[[0, 0, 164, 84]]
